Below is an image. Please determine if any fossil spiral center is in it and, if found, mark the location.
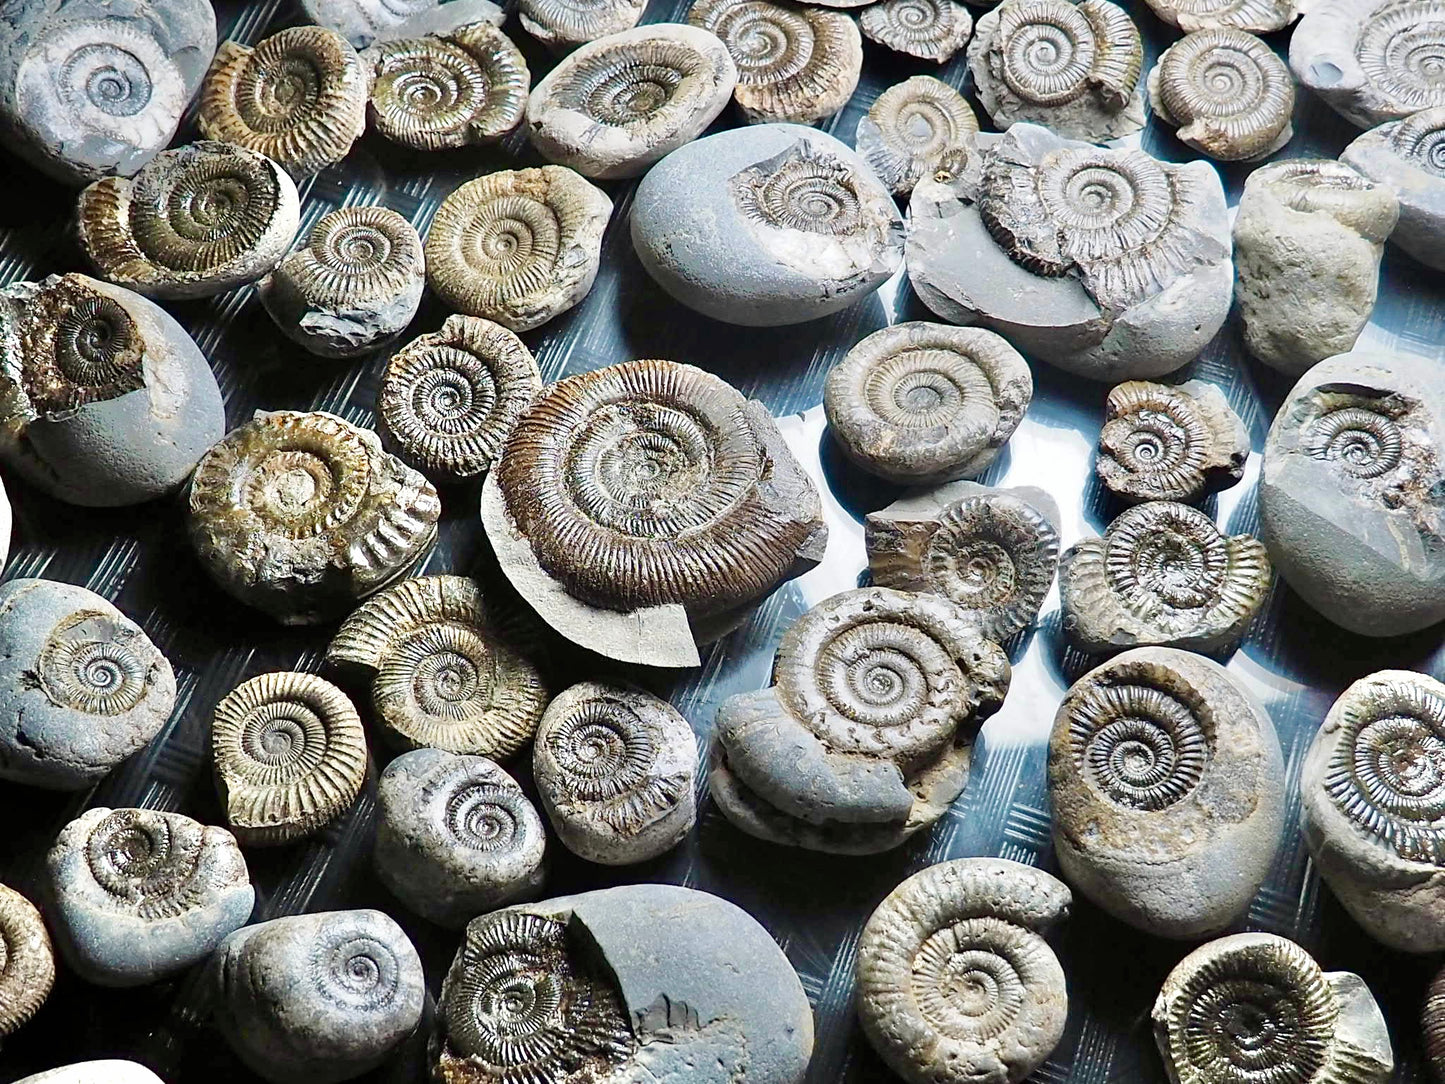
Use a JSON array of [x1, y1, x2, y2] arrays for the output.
[[582, 61, 683, 125], [897, 0, 938, 29], [1180, 975, 1328, 1082], [1071, 683, 1210, 810], [251, 451, 333, 519], [320, 934, 398, 1008], [65, 44, 152, 116], [1305, 406, 1403, 478], [445, 784, 519, 850], [726, 8, 813, 82], [38, 612, 149, 716], [735, 145, 864, 235], [1355, 716, 1445, 813], [240, 702, 325, 782], [913, 918, 1026, 1041]]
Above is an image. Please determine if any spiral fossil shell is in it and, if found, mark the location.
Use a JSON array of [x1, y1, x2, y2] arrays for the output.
[[1425, 963, 1445, 1081], [688, 0, 864, 123], [520, 0, 648, 50], [1142, 0, 1304, 31], [198, 26, 369, 177], [824, 322, 1032, 484], [1152, 933, 1394, 1084], [860, 0, 974, 61], [1147, 28, 1295, 160], [0, 884, 54, 1038], [1384, 104, 1445, 173], [365, 23, 529, 149], [856, 858, 1071, 1084], [424, 166, 612, 332], [1341, 108, 1445, 271], [326, 574, 548, 758], [211, 671, 369, 846], [855, 76, 979, 196], [1097, 380, 1250, 503]]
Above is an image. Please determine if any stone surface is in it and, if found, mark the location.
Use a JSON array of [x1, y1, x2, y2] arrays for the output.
[[15, 1064, 165, 1084], [631, 123, 904, 326], [301, 0, 505, 47], [1140, 0, 1305, 30], [1342, 108, 1445, 272]]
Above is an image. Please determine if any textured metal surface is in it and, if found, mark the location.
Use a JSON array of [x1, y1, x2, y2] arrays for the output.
[[0, 1, 1442, 1081]]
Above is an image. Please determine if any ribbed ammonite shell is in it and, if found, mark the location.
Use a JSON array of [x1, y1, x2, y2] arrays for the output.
[[198, 26, 370, 177], [1425, 962, 1445, 1081], [424, 166, 612, 332], [326, 574, 548, 758], [860, 0, 974, 61], [1148, 28, 1295, 161], [824, 321, 1032, 484], [1382, 104, 1445, 172], [187, 410, 441, 624], [365, 23, 530, 149], [1142, 0, 1304, 31], [856, 859, 1071, 1084], [520, 0, 648, 50], [377, 315, 542, 482], [0, 884, 54, 1038], [855, 76, 979, 196], [689, 0, 864, 123], [211, 671, 368, 846], [1097, 380, 1250, 504]]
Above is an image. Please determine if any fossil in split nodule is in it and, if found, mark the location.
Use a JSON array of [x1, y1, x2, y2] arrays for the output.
[[1097, 380, 1250, 504], [481, 359, 827, 668], [521, 0, 647, 50], [0, 883, 53, 1039], [1050, 647, 1285, 938], [711, 587, 1010, 854], [1343, 107, 1445, 271], [854, 76, 979, 196], [856, 859, 1071, 1084], [861, 0, 974, 61]]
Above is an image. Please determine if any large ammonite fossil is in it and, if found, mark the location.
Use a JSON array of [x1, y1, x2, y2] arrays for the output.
[[1050, 647, 1285, 938], [424, 166, 612, 333], [861, 0, 974, 61], [1059, 501, 1272, 655], [211, 671, 369, 846], [0, 883, 54, 1038], [325, 574, 548, 758], [1096, 380, 1250, 504], [711, 587, 1011, 854], [198, 26, 370, 177], [854, 76, 979, 196], [1342, 106, 1445, 271], [688, 0, 864, 123], [856, 858, 1071, 1084], [520, 0, 648, 50], [482, 359, 827, 668], [187, 410, 441, 625], [1152, 933, 1394, 1084], [1142, 0, 1305, 30]]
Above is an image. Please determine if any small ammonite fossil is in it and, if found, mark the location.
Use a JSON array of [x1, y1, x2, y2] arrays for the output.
[[198, 26, 370, 177], [824, 321, 1032, 485], [866, 482, 1061, 643], [1097, 380, 1250, 504], [363, 22, 529, 149], [0, 883, 54, 1038], [258, 205, 425, 359], [424, 166, 613, 333], [1142, 0, 1305, 30], [533, 681, 698, 865], [325, 574, 549, 758], [1060, 502, 1272, 655], [482, 359, 827, 668], [854, 76, 979, 196], [1153, 933, 1394, 1084], [856, 859, 1071, 1084], [861, 0, 974, 61], [187, 410, 441, 625], [1147, 28, 1295, 161], [210, 909, 426, 1084], [211, 671, 369, 847], [520, 0, 647, 50], [377, 315, 542, 483], [688, 0, 863, 123], [525, 24, 738, 180], [967, 0, 1146, 142], [1050, 648, 1285, 938], [374, 748, 546, 927], [76, 141, 301, 301], [712, 587, 1011, 854], [45, 807, 254, 987], [1343, 107, 1445, 271]]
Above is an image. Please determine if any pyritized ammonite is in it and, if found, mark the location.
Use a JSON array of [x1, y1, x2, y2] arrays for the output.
[[1097, 380, 1250, 504], [520, 0, 648, 50], [1152, 933, 1394, 1084], [861, 0, 974, 61], [0, 883, 54, 1037], [854, 76, 979, 196], [856, 859, 1071, 1084]]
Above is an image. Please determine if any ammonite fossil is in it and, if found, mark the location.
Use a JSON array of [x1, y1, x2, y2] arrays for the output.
[[364, 22, 529, 149], [1097, 380, 1250, 504], [711, 587, 1011, 854], [258, 205, 425, 359], [187, 410, 441, 624], [967, 0, 1146, 142], [688, 0, 863, 123], [860, 0, 974, 61], [520, 0, 647, 50], [325, 574, 548, 757], [1142, 0, 1305, 31], [482, 358, 827, 667], [76, 141, 301, 301], [374, 748, 546, 927], [0, 883, 54, 1038], [1426, 963, 1445, 1081], [300, 0, 496, 49], [1147, 28, 1295, 160], [1152, 933, 1394, 1084], [1050, 648, 1285, 938], [45, 807, 254, 986], [866, 482, 1061, 643], [533, 681, 698, 865], [1342, 107, 1445, 271], [1059, 502, 1272, 654], [211, 671, 369, 847], [854, 76, 979, 196], [824, 321, 1032, 484], [210, 909, 426, 1084], [198, 26, 370, 177], [424, 166, 612, 332], [856, 859, 1071, 1084]]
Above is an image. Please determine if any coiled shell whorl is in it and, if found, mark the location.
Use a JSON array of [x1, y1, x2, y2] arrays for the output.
[[0, 884, 54, 1038], [1244, 159, 1400, 242], [855, 77, 979, 196], [520, 0, 648, 50], [1383, 105, 1445, 173], [1425, 962, 1445, 1081], [1142, 0, 1304, 31], [860, 0, 974, 61], [1097, 380, 1250, 504]]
